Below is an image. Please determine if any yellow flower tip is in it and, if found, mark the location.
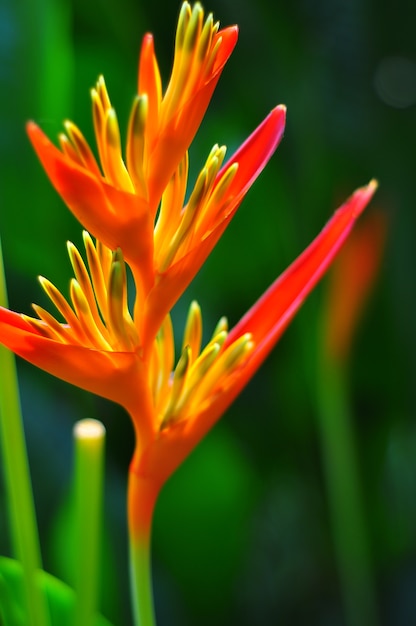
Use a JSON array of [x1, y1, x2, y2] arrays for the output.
[[22, 312, 51, 338], [96, 75, 111, 107], [37, 275, 52, 297], [198, 12, 214, 60], [212, 315, 228, 336], [182, 300, 202, 356], [108, 251, 125, 302], [349, 178, 379, 220], [66, 240, 78, 264], [70, 278, 87, 311], [197, 341, 221, 371], [160, 345, 191, 429], [167, 144, 229, 247], [155, 310, 255, 434], [223, 332, 254, 370], [106, 247, 140, 350], [210, 329, 227, 348], [107, 265, 131, 347], [105, 109, 121, 148], [368, 178, 379, 192], [176, 2, 192, 48], [175, 344, 191, 380], [189, 299, 201, 316], [188, 167, 209, 213], [214, 161, 238, 199], [24, 235, 141, 352], [82, 230, 94, 251], [126, 95, 149, 195], [130, 95, 148, 136], [63, 119, 75, 134], [206, 144, 226, 176], [179, 2, 220, 67], [183, 3, 204, 52], [58, 132, 73, 151], [159, 155, 216, 271]]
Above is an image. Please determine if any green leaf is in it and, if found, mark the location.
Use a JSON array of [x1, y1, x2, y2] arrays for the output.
[[0, 557, 115, 626]]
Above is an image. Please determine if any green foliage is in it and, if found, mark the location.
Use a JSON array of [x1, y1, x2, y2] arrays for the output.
[[1, 0, 415, 624], [154, 426, 258, 625], [0, 557, 114, 626]]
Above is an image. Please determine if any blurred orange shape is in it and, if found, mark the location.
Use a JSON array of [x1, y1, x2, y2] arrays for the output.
[[324, 208, 387, 362]]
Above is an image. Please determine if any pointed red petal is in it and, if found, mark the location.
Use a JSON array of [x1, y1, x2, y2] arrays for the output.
[[211, 26, 239, 73], [0, 307, 137, 404], [227, 180, 379, 359], [218, 104, 286, 200]]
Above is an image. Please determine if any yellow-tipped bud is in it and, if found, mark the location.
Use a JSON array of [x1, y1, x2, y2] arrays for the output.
[[198, 12, 214, 60], [126, 94, 149, 195], [59, 132, 82, 165], [96, 75, 111, 110], [37, 276, 88, 344], [182, 301, 202, 360], [183, 3, 203, 52], [161, 345, 191, 428], [173, 341, 221, 417], [28, 306, 71, 342], [209, 329, 227, 349], [63, 121, 101, 175], [107, 262, 124, 318], [105, 109, 121, 149], [176, 2, 192, 50], [107, 252, 132, 350], [222, 333, 254, 370], [70, 279, 89, 316], [212, 316, 228, 337]]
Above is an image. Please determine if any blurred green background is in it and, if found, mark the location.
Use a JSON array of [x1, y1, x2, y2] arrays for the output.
[[0, 0, 415, 624]]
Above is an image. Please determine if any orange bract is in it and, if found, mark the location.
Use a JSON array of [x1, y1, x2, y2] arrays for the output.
[[26, 2, 241, 301], [26, 1, 286, 336], [0, 233, 254, 450], [27, 104, 286, 347], [0, 180, 377, 487]]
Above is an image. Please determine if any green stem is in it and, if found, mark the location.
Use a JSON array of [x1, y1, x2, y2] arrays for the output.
[[128, 467, 158, 626], [72, 419, 106, 626], [316, 349, 378, 626], [0, 237, 50, 626], [130, 535, 155, 626]]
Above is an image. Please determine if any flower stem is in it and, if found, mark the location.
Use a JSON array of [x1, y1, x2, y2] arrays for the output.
[[0, 237, 50, 626], [316, 350, 379, 626], [72, 419, 106, 626], [127, 462, 159, 626]]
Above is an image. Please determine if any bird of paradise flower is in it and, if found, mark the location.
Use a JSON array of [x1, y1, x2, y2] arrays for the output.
[[0, 3, 377, 625]]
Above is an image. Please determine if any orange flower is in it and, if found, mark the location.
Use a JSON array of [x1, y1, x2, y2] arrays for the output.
[[30, 2, 238, 218], [0, 181, 377, 493], [26, 2, 285, 331], [28, 105, 285, 348], [2, 2, 379, 551]]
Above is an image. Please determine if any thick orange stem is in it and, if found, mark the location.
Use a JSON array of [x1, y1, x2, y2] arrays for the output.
[[128, 462, 160, 542]]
